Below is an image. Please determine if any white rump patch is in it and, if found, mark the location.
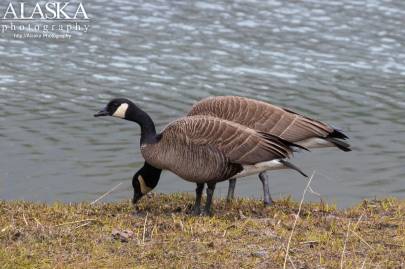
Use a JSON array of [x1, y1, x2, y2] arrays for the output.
[[113, 103, 128, 118], [296, 138, 334, 149], [235, 159, 285, 179]]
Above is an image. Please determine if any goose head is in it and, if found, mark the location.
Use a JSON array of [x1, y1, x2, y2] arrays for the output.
[[132, 162, 162, 204], [94, 98, 158, 145], [94, 98, 134, 119]]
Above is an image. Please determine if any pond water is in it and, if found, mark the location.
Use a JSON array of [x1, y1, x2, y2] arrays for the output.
[[0, 0, 404, 207]]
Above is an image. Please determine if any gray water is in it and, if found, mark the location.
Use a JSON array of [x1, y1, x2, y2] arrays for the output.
[[0, 0, 404, 208]]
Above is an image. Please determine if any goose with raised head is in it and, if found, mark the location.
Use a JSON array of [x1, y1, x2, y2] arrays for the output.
[[94, 98, 306, 215], [188, 96, 351, 205]]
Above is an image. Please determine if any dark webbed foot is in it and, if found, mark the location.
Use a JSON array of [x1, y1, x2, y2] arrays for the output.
[[201, 208, 212, 216], [264, 198, 274, 207], [132, 208, 147, 217], [190, 205, 201, 216]]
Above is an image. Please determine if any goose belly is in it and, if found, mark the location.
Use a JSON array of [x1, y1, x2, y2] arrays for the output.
[[165, 161, 239, 183], [234, 160, 285, 179], [168, 167, 221, 183]]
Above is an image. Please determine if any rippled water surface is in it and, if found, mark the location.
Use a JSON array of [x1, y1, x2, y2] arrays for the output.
[[1, 0, 404, 207]]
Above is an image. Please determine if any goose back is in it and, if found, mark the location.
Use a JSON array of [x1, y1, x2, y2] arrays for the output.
[[187, 96, 335, 143]]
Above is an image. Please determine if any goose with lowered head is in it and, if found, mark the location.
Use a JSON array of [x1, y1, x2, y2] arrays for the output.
[[94, 98, 306, 215], [116, 96, 350, 208]]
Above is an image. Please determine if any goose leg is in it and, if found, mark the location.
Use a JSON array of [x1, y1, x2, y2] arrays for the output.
[[259, 172, 273, 206], [191, 183, 204, 215], [202, 182, 216, 216], [226, 178, 236, 203]]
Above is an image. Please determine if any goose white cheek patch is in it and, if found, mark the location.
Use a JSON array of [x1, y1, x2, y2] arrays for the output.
[[138, 175, 152, 194], [113, 103, 128, 118]]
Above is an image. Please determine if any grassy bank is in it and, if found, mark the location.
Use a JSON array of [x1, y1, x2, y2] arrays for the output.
[[1, 194, 404, 268]]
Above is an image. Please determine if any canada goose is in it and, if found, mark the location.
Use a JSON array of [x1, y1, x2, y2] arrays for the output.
[[188, 96, 350, 205], [94, 98, 306, 215], [126, 96, 350, 207]]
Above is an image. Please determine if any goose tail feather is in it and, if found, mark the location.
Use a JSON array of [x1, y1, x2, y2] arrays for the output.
[[279, 160, 308, 177], [258, 132, 310, 152], [329, 128, 349, 140], [326, 137, 351, 152]]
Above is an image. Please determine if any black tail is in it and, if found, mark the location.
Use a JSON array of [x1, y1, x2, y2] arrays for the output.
[[329, 129, 348, 140], [326, 137, 351, 152], [258, 132, 310, 152], [326, 128, 351, 152], [279, 160, 308, 177]]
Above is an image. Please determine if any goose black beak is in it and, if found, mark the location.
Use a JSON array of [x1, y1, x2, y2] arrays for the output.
[[132, 192, 143, 204], [94, 108, 109, 117]]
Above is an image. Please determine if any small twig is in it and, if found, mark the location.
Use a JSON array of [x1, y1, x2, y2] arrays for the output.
[[34, 217, 43, 229], [150, 222, 157, 240], [22, 211, 28, 226], [351, 230, 372, 249], [349, 212, 373, 269], [73, 221, 92, 230], [283, 171, 315, 269], [179, 219, 185, 232], [142, 212, 148, 245], [360, 256, 367, 269], [54, 219, 97, 227], [340, 220, 352, 269], [1, 225, 12, 233], [90, 182, 123, 205], [319, 251, 322, 267], [288, 253, 297, 269], [280, 243, 297, 269], [353, 214, 363, 230], [308, 186, 321, 197], [300, 240, 319, 245]]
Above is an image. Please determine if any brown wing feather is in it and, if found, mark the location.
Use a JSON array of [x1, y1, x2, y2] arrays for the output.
[[165, 116, 293, 164], [188, 96, 334, 142]]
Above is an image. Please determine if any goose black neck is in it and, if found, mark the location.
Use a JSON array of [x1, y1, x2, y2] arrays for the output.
[[126, 105, 158, 144], [142, 162, 162, 188]]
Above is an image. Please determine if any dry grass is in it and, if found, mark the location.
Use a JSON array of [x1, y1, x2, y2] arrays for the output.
[[1, 194, 404, 268]]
